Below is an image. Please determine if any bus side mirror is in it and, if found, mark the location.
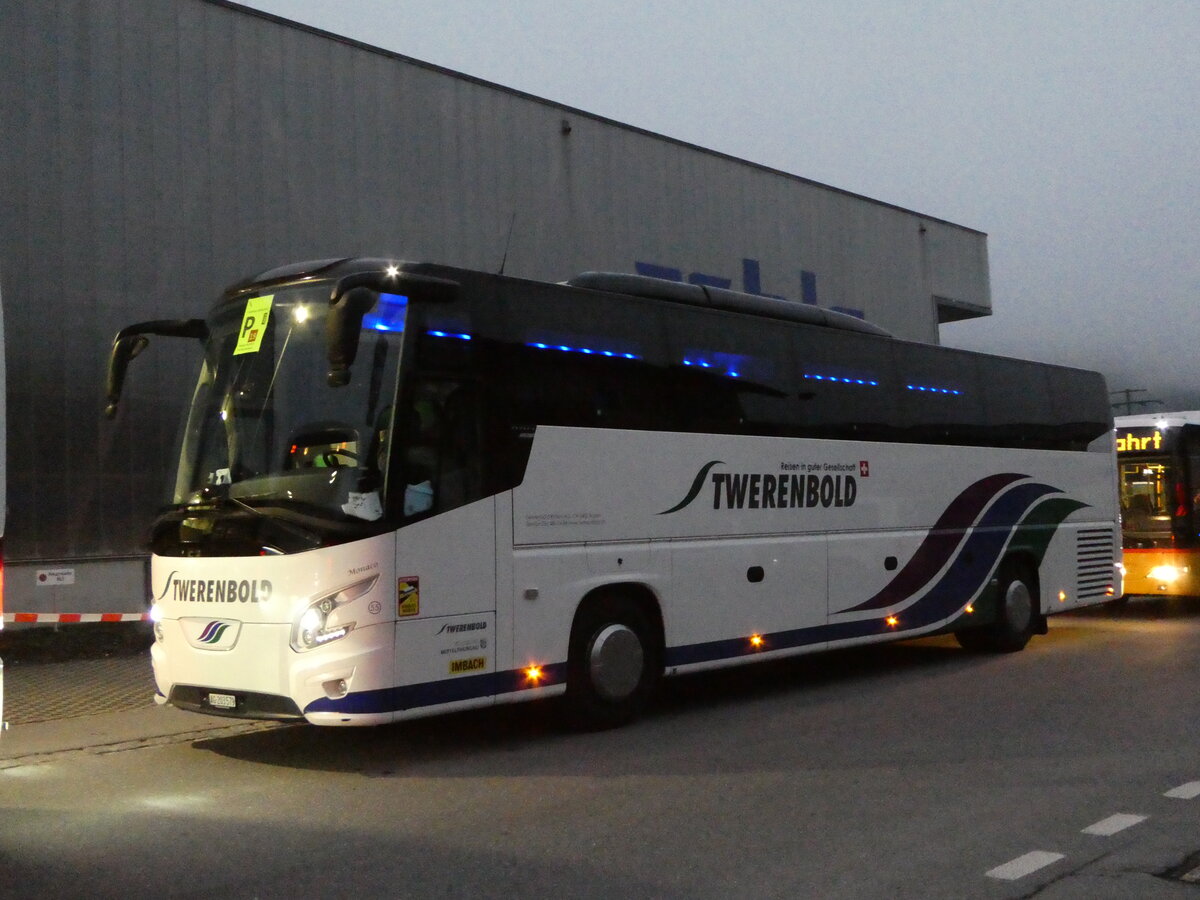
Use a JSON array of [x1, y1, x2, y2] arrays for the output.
[[105, 334, 150, 418], [326, 271, 460, 387], [104, 319, 208, 418], [326, 286, 378, 387]]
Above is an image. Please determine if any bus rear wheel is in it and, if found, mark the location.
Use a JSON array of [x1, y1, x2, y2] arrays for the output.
[[955, 560, 1038, 653], [564, 594, 660, 730]]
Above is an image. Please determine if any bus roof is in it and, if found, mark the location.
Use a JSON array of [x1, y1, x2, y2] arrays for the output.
[[1114, 411, 1200, 429], [223, 257, 893, 338]]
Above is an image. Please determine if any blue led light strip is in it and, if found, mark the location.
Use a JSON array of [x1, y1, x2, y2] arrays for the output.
[[428, 330, 472, 341], [905, 384, 962, 395], [527, 342, 639, 360], [803, 373, 879, 386], [683, 359, 741, 377]]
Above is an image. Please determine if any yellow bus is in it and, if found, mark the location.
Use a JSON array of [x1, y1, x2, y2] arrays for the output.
[[1116, 412, 1200, 597]]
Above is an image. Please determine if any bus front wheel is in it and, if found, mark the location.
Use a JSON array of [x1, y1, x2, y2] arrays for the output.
[[955, 561, 1038, 653], [564, 594, 660, 730]]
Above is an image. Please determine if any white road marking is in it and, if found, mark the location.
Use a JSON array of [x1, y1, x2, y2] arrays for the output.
[[1164, 781, 1200, 800], [986, 851, 1065, 881], [1081, 813, 1147, 836]]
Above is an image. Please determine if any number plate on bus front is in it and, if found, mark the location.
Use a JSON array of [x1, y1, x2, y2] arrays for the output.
[[207, 692, 237, 710]]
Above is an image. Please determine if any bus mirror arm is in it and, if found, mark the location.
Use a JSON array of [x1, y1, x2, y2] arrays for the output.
[[104, 319, 208, 418], [326, 286, 378, 387], [326, 270, 460, 386]]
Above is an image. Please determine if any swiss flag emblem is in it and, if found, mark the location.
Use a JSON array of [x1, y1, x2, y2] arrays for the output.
[[859, 460, 870, 477]]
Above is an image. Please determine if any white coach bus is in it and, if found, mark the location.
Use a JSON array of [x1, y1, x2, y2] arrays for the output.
[[106, 259, 1121, 728]]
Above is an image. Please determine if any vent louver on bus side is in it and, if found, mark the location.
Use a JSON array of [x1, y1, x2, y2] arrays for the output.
[[1076, 527, 1116, 600]]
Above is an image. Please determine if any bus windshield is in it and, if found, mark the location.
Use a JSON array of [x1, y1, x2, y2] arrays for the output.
[[1119, 459, 1174, 541], [173, 283, 405, 523]]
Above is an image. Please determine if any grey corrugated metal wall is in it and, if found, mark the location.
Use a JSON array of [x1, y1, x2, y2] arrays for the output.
[[0, 0, 989, 612]]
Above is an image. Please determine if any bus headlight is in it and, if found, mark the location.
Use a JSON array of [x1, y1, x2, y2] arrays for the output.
[[290, 575, 379, 652], [1148, 565, 1181, 583]]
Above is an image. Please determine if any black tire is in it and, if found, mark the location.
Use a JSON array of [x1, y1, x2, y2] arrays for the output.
[[563, 594, 661, 730], [955, 560, 1038, 653]]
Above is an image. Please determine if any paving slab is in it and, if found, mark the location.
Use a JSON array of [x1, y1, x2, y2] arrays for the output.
[[1, 624, 284, 764], [0, 701, 280, 767]]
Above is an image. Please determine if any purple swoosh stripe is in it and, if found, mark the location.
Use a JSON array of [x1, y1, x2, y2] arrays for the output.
[[902, 482, 1063, 624], [198, 621, 220, 642], [842, 472, 1028, 613]]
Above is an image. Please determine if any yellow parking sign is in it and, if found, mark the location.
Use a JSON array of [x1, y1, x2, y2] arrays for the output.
[[234, 295, 274, 355]]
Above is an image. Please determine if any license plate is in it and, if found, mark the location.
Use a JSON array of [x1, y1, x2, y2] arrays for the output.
[[207, 692, 237, 710]]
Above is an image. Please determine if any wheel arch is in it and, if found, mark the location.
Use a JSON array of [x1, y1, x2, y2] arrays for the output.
[[998, 548, 1047, 629], [571, 581, 665, 663], [561, 581, 666, 729]]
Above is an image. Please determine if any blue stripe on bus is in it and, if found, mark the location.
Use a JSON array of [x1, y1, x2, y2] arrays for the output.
[[303, 662, 568, 716]]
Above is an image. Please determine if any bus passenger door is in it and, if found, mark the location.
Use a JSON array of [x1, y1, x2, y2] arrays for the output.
[[393, 500, 497, 707], [392, 378, 500, 708]]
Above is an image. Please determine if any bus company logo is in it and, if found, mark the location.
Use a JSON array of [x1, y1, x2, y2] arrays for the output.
[[156, 571, 273, 604], [198, 621, 231, 645], [660, 460, 858, 514], [181, 616, 241, 650], [436, 621, 488, 635], [448, 656, 487, 674]]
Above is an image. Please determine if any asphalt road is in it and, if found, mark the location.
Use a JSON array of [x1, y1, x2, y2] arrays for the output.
[[2, 600, 1199, 898]]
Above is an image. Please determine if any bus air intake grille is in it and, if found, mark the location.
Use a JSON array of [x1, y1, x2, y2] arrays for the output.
[[1076, 527, 1116, 600]]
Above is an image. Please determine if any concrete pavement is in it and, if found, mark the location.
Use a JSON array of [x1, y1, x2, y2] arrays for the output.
[[1, 635, 282, 767]]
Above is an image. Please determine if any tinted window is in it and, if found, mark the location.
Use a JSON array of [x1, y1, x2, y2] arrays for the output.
[[495, 280, 663, 366], [422, 275, 1110, 464], [979, 356, 1057, 448], [1048, 368, 1112, 449], [894, 342, 984, 445], [664, 306, 799, 436], [793, 327, 899, 441]]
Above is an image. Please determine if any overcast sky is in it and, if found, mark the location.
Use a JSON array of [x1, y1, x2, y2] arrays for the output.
[[239, 0, 1199, 414]]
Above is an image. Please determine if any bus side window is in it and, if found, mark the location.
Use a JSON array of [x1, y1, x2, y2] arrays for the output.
[[399, 380, 484, 518], [437, 383, 483, 510], [792, 327, 897, 442], [1187, 448, 1200, 525], [399, 405, 437, 515]]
